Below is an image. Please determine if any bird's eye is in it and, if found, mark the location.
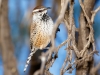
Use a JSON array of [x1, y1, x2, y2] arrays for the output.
[[38, 10, 42, 12]]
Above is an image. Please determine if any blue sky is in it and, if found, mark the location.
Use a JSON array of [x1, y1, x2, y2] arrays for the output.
[[0, 0, 100, 75]]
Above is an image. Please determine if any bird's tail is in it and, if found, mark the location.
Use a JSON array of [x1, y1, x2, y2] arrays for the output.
[[24, 48, 36, 72]]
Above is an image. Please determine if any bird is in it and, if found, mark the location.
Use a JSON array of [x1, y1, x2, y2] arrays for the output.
[[24, 6, 54, 72]]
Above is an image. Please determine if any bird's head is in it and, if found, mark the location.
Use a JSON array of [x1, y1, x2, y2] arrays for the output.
[[32, 6, 51, 21]]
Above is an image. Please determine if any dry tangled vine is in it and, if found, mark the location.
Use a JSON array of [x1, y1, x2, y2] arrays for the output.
[[33, 0, 100, 75]]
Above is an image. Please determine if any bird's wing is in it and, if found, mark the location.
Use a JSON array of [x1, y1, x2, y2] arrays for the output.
[[30, 22, 36, 49], [24, 22, 37, 72]]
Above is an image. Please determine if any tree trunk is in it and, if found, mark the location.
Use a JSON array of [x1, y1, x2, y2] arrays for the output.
[[76, 0, 95, 75], [0, 0, 19, 75]]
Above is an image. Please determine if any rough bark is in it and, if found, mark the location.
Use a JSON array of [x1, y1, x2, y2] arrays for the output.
[[0, 0, 19, 75], [77, 0, 95, 75]]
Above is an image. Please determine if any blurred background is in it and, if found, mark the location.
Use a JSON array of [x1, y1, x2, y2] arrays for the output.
[[0, 0, 100, 75]]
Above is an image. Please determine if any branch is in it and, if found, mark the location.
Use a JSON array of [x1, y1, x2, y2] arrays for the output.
[[90, 63, 100, 75], [91, 6, 100, 23], [60, 0, 81, 74], [51, 0, 69, 48], [0, 0, 2, 7], [79, 0, 100, 57], [79, 0, 91, 24], [34, 0, 69, 75]]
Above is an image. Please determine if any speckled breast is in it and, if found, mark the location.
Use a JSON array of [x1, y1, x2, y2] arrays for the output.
[[33, 31, 50, 49]]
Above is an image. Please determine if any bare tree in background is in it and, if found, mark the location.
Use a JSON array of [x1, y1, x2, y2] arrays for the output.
[[0, 0, 19, 75], [0, 0, 99, 75]]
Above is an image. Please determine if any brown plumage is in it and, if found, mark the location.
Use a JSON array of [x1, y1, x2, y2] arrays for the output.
[[24, 6, 53, 72], [33, 6, 45, 10], [30, 22, 51, 49]]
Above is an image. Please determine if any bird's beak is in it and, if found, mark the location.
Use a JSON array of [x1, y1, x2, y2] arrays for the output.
[[46, 7, 51, 10]]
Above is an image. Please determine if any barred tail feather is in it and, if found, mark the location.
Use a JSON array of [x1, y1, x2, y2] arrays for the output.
[[24, 48, 36, 72]]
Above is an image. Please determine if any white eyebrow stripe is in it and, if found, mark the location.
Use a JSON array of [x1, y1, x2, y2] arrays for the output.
[[32, 8, 46, 13]]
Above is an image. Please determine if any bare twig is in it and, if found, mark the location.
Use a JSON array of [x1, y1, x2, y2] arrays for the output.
[[60, 51, 70, 75], [90, 63, 100, 75], [79, 0, 91, 23], [91, 7, 100, 23], [0, 0, 2, 7], [60, 0, 81, 74]]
